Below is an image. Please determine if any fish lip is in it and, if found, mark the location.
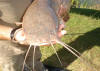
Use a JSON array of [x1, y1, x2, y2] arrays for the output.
[[31, 41, 56, 46]]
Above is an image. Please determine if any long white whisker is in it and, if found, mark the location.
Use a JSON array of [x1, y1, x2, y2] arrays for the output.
[[63, 42, 81, 56], [33, 45, 36, 70], [56, 40, 81, 58], [50, 41, 63, 66], [22, 44, 32, 71], [56, 40, 97, 71]]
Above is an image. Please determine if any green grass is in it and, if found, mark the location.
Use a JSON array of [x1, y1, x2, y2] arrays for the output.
[[40, 8, 100, 71]]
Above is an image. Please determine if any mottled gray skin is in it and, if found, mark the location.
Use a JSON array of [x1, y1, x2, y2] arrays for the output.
[[22, 0, 71, 46]]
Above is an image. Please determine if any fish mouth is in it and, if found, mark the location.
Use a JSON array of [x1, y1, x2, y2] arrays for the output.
[[38, 42, 50, 46], [29, 40, 56, 46], [38, 41, 56, 46]]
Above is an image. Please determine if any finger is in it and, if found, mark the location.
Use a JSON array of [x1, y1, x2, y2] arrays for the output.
[[14, 28, 26, 42], [58, 30, 67, 37], [61, 30, 67, 35], [59, 20, 65, 31], [59, 24, 65, 31]]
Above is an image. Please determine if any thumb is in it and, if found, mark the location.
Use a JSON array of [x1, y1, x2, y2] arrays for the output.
[[14, 28, 26, 42]]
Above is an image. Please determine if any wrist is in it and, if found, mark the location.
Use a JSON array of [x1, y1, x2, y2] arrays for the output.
[[0, 25, 13, 40]]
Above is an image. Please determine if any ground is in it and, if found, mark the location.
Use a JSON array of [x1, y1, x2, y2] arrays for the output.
[[40, 8, 100, 71]]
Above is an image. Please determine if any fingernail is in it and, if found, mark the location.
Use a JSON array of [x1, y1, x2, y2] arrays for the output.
[[61, 30, 67, 35]]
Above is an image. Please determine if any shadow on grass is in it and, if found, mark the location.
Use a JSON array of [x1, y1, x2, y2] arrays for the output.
[[70, 8, 100, 19], [43, 28, 100, 69]]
